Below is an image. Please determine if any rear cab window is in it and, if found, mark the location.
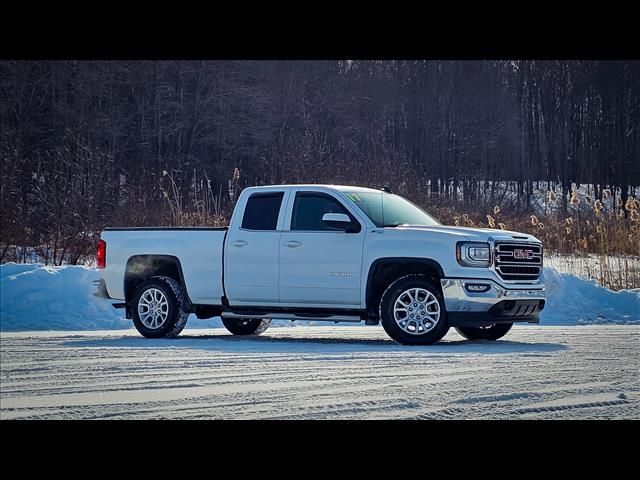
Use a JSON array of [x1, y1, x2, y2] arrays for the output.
[[241, 192, 285, 230]]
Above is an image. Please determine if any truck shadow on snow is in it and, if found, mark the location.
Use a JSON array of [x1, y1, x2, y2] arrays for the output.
[[65, 332, 568, 355]]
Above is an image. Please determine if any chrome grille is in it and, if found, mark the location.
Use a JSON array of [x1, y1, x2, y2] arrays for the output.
[[494, 242, 542, 281]]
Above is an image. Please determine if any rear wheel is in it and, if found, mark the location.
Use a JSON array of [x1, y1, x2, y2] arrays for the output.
[[455, 323, 513, 341], [131, 276, 189, 338], [222, 318, 272, 335], [379, 274, 449, 345]]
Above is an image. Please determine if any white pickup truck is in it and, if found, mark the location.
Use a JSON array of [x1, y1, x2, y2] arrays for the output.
[[95, 184, 545, 345]]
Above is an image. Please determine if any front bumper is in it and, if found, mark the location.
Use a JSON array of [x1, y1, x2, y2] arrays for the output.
[[441, 278, 545, 327]]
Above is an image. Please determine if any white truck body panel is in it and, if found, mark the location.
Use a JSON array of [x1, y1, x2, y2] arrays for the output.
[[279, 228, 366, 306], [101, 229, 225, 304]]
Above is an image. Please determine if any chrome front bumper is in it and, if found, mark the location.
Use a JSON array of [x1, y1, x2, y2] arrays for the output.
[[440, 278, 545, 326]]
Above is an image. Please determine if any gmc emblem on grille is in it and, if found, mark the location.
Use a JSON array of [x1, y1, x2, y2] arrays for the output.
[[513, 248, 534, 260]]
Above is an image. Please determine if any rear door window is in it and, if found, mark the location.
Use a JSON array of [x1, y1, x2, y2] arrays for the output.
[[241, 193, 284, 230]]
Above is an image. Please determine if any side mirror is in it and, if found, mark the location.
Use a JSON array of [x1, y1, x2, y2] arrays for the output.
[[322, 213, 359, 233]]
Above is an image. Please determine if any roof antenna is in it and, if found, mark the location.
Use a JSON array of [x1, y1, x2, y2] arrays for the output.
[[380, 185, 392, 193]]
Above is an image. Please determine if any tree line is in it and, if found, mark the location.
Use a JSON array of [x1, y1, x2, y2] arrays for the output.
[[1, 60, 639, 263]]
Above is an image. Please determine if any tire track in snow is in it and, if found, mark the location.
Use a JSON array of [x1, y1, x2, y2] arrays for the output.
[[1, 326, 638, 419]]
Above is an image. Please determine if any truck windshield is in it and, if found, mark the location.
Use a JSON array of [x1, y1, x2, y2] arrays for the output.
[[344, 192, 441, 227]]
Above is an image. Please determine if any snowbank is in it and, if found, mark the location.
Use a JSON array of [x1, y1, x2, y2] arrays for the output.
[[540, 268, 639, 325], [1, 262, 638, 331], [1, 263, 131, 331], [1, 263, 237, 331]]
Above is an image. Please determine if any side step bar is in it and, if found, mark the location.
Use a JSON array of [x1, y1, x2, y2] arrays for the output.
[[221, 312, 362, 323]]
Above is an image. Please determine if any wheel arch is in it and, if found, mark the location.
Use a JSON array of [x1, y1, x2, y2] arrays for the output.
[[365, 257, 445, 319], [124, 255, 192, 317]]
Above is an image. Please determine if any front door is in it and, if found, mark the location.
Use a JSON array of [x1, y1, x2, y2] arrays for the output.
[[278, 191, 365, 307]]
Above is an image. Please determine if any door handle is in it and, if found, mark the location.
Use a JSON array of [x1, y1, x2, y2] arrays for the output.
[[283, 240, 302, 248], [232, 240, 248, 247]]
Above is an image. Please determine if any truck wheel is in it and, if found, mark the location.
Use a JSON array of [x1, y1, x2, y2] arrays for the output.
[[379, 274, 449, 345], [455, 323, 513, 341], [131, 276, 189, 339], [221, 318, 272, 336]]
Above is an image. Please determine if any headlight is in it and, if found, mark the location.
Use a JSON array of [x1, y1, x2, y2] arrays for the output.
[[456, 242, 492, 267]]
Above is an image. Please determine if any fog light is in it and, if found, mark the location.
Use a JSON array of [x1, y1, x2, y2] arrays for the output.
[[465, 283, 491, 293]]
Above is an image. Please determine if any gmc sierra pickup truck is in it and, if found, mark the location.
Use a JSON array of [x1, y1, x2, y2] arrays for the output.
[[95, 184, 545, 345]]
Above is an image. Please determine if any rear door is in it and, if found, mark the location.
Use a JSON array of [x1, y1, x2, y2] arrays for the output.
[[278, 190, 366, 307], [224, 190, 288, 305]]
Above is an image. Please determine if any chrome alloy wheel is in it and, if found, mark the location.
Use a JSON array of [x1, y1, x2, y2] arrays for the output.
[[393, 288, 441, 335], [138, 288, 169, 329]]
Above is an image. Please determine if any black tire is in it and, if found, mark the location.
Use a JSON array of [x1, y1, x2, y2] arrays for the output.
[[131, 276, 189, 339], [455, 323, 513, 341], [379, 274, 450, 345], [221, 318, 272, 336]]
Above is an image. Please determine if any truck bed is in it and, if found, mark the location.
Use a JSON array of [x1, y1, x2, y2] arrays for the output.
[[103, 226, 228, 231], [101, 228, 226, 304]]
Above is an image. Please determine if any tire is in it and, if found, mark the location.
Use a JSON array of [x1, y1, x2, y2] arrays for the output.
[[455, 323, 513, 341], [131, 276, 189, 339], [379, 274, 449, 345], [221, 318, 272, 336]]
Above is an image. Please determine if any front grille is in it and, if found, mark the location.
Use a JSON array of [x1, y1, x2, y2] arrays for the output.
[[494, 242, 542, 281]]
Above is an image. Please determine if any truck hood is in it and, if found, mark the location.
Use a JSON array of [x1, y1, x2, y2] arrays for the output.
[[393, 225, 541, 243]]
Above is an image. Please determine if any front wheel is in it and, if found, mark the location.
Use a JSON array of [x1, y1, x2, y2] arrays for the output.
[[379, 274, 450, 345], [222, 318, 272, 336], [455, 323, 513, 341]]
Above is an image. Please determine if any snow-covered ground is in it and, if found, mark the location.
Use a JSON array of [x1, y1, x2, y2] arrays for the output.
[[2, 262, 638, 420], [1, 262, 131, 330], [1, 262, 638, 331], [1, 326, 638, 419], [542, 267, 639, 325]]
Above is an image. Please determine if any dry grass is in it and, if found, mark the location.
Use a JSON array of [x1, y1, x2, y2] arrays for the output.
[[159, 168, 229, 227], [427, 191, 640, 290], [4, 171, 638, 290]]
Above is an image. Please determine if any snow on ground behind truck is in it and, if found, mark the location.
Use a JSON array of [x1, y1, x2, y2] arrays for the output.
[[1, 262, 638, 331]]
